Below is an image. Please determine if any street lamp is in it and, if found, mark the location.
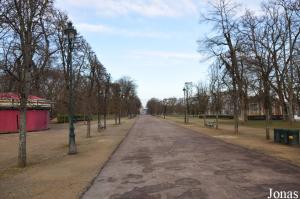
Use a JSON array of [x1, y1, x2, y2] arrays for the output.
[[119, 93, 125, 125], [292, 41, 300, 119], [184, 82, 192, 124], [163, 99, 167, 119], [183, 88, 187, 124], [64, 21, 77, 155]]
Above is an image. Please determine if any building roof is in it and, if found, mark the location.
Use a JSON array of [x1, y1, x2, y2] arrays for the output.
[[0, 92, 51, 109]]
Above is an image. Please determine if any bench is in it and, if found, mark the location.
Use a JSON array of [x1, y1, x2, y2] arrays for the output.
[[205, 121, 216, 128]]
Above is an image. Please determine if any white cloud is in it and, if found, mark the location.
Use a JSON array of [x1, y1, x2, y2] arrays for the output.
[[56, 0, 199, 17], [78, 23, 113, 33], [199, 0, 264, 16], [130, 50, 206, 61], [77, 23, 171, 38]]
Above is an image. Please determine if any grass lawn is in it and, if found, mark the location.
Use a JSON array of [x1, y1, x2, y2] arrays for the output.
[[161, 114, 300, 167], [165, 115, 300, 129], [0, 117, 136, 199]]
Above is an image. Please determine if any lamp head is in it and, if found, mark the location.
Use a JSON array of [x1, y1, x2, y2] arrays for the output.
[[64, 21, 77, 40]]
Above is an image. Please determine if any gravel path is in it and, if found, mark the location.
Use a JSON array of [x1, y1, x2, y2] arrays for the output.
[[82, 115, 300, 199]]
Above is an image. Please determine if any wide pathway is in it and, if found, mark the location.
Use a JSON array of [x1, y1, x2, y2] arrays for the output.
[[82, 115, 300, 199]]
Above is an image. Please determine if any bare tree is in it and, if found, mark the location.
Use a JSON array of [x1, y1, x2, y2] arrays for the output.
[[103, 74, 111, 129], [209, 61, 223, 129], [200, 0, 241, 135], [118, 76, 137, 118], [85, 47, 97, 138], [195, 82, 209, 125], [111, 82, 121, 125], [1, 0, 54, 167]]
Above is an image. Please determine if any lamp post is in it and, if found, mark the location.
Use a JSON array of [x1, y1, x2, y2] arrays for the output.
[[119, 93, 124, 125], [183, 88, 187, 124], [184, 82, 192, 123], [97, 89, 103, 132], [163, 99, 167, 119], [64, 22, 77, 155], [295, 41, 300, 117]]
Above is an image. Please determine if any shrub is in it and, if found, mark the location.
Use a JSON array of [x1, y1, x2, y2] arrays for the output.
[[57, 114, 92, 123]]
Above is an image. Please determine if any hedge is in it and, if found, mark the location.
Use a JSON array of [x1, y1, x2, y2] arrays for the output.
[[197, 115, 234, 119], [194, 115, 283, 120], [57, 114, 92, 123], [247, 115, 283, 120]]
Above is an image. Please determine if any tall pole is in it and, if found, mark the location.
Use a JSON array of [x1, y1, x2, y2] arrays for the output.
[[68, 39, 76, 154], [65, 22, 77, 155], [186, 87, 189, 123], [183, 88, 187, 124], [163, 99, 167, 119], [296, 42, 300, 116], [184, 82, 192, 123]]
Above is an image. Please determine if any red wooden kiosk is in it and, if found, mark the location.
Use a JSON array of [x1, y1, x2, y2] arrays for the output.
[[0, 93, 51, 133]]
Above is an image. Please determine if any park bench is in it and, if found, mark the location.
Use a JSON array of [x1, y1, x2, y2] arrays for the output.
[[205, 120, 216, 128]]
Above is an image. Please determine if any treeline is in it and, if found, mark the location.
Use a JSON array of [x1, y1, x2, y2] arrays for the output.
[[146, 82, 216, 118], [147, 0, 300, 140], [0, 1, 141, 120], [0, 0, 141, 167], [199, 0, 300, 137]]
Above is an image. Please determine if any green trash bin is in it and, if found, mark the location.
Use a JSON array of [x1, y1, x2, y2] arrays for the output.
[[274, 129, 281, 143], [274, 129, 280, 143], [287, 130, 299, 145], [279, 129, 288, 144]]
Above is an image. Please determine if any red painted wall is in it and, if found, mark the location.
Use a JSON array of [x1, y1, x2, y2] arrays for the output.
[[0, 110, 49, 133]]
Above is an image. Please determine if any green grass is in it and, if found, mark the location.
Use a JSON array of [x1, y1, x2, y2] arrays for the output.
[[164, 115, 300, 129]]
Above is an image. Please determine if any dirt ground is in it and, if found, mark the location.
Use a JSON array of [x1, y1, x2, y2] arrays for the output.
[[0, 118, 136, 199], [164, 116, 300, 167]]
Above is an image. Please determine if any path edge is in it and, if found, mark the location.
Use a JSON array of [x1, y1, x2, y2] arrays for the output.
[[78, 117, 139, 199]]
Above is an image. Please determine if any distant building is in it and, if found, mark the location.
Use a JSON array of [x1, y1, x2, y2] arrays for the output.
[[0, 93, 51, 133]]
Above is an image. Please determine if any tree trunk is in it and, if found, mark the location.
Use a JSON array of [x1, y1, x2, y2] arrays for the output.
[[239, 103, 246, 124], [239, 92, 248, 124], [103, 95, 107, 129], [97, 112, 101, 132], [103, 113, 107, 129], [265, 100, 271, 140], [203, 113, 207, 127], [86, 117, 91, 138], [232, 85, 239, 135], [118, 109, 121, 124], [83, 112, 86, 125], [264, 83, 271, 140], [288, 95, 294, 125], [243, 93, 249, 123], [18, 96, 27, 167], [18, 45, 31, 167], [265, 108, 271, 140], [115, 113, 118, 125], [216, 112, 219, 129], [277, 84, 288, 120]]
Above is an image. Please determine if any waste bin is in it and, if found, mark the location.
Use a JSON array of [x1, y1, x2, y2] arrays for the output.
[[280, 130, 288, 144], [287, 130, 299, 145], [274, 129, 281, 143], [274, 129, 299, 145]]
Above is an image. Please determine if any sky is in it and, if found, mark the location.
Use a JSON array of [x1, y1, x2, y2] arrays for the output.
[[55, 0, 262, 107]]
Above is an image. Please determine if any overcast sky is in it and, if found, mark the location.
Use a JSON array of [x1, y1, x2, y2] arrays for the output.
[[55, 0, 262, 107]]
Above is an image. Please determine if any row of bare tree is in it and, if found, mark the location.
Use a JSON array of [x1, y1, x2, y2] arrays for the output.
[[148, 0, 300, 140], [146, 82, 214, 119], [199, 0, 300, 137], [0, 0, 141, 167]]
